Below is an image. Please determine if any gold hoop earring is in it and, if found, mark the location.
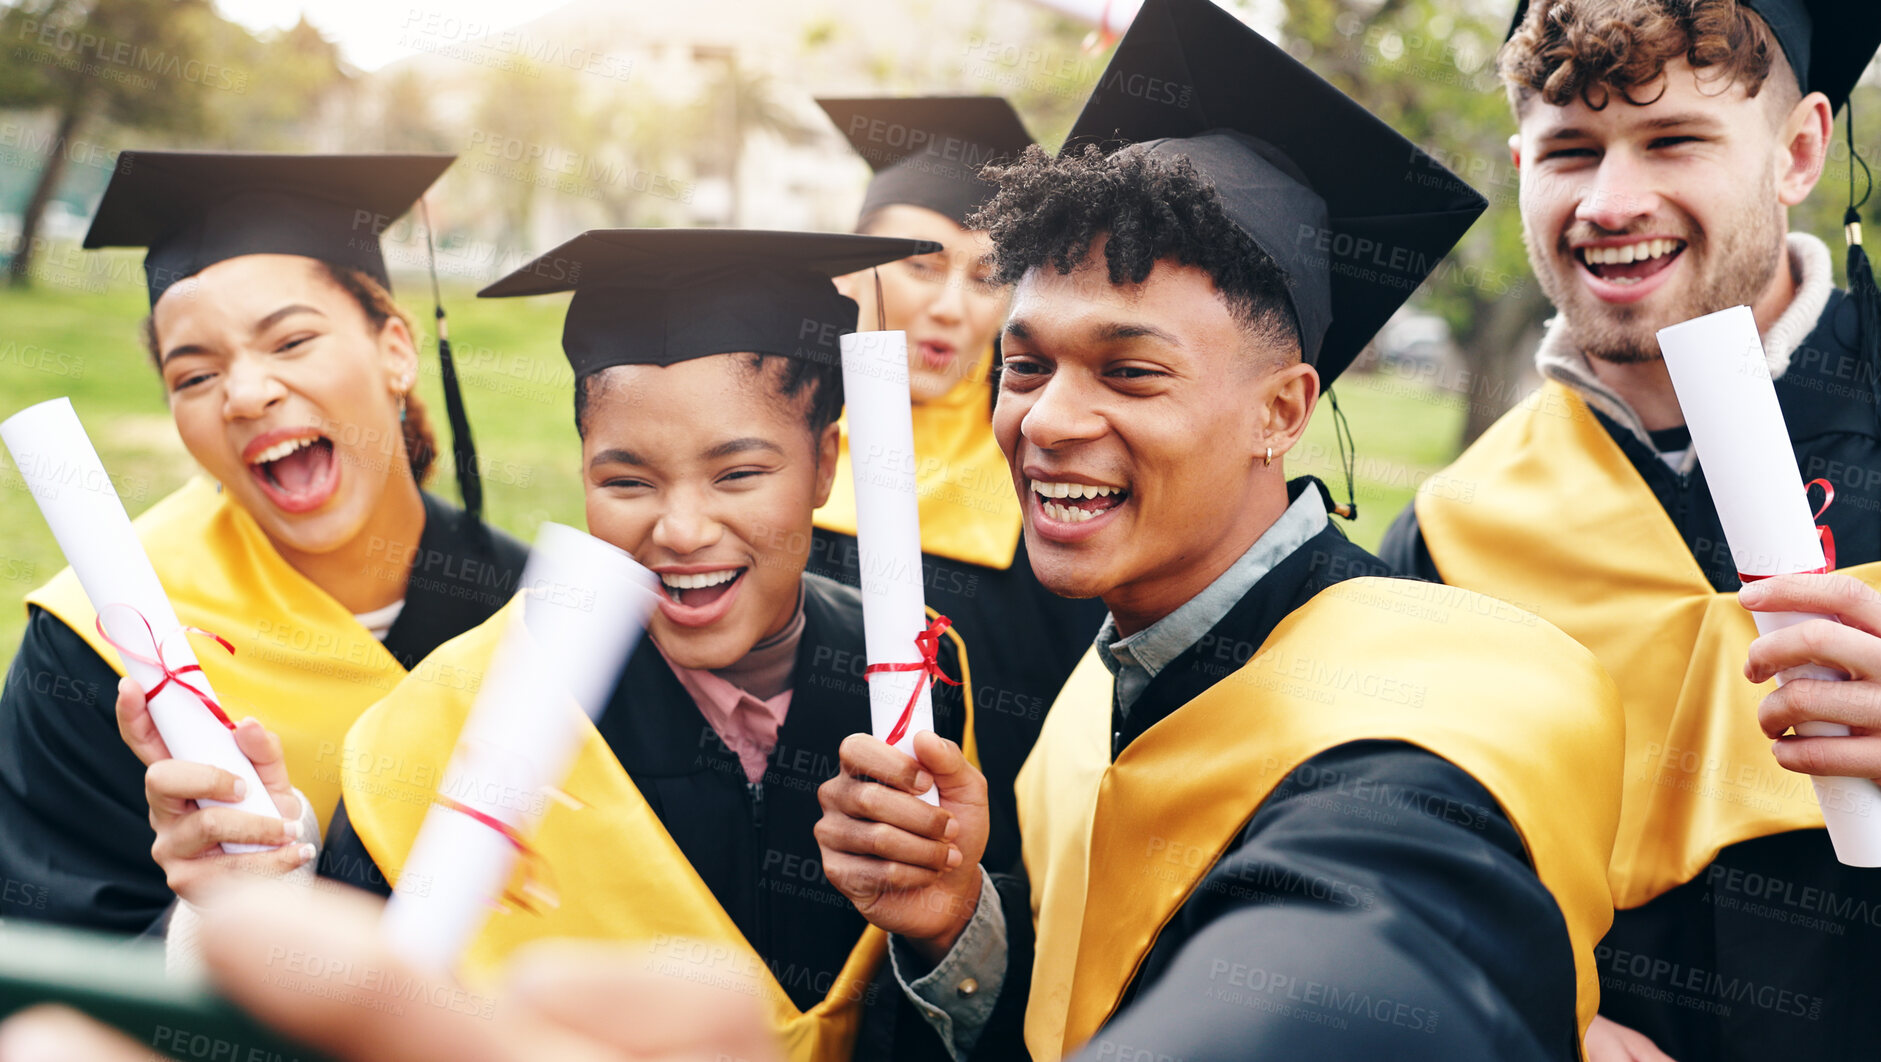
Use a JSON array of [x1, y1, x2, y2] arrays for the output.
[[1263, 445, 1273, 467]]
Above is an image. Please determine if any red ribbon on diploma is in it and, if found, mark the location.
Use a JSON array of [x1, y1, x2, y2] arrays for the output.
[[433, 795, 558, 915], [94, 604, 236, 730], [865, 615, 962, 747], [1739, 478, 1837, 583]]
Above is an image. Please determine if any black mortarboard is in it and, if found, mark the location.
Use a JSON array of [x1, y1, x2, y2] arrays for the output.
[[817, 97, 1035, 228], [1507, 0, 1881, 114], [477, 230, 940, 379], [85, 150, 491, 526], [1064, 0, 1487, 387], [82, 151, 454, 306]]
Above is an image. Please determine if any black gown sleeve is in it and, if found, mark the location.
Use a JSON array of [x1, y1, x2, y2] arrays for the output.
[[315, 798, 394, 898], [1077, 741, 1580, 1062], [1376, 502, 1443, 582], [0, 606, 172, 933]]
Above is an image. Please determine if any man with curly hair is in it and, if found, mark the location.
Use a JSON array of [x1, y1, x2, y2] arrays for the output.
[[814, 1, 1631, 1059], [1382, 1, 1881, 1058]]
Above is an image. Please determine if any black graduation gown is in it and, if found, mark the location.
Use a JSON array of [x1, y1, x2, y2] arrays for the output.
[[1378, 289, 1881, 1060], [808, 529, 1106, 876], [0, 492, 525, 935], [961, 491, 1582, 1062], [323, 572, 968, 1019]]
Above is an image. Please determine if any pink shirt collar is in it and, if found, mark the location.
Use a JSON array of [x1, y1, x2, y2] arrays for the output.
[[653, 594, 805, 785], [658, 652, 791, 785]]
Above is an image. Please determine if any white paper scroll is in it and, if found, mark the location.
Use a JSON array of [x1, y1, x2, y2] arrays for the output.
[[382, 522, 657, 971], [1, 398, 278, 853], [1658, 306, 1881, 866], [840, 330, 942, 804]]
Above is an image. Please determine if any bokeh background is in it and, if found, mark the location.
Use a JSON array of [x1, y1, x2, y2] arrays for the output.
[[2, 0, 1877, 669]]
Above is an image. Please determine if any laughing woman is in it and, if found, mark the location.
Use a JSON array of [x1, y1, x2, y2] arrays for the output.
[[810, 98, 1108, 872], [308, 229, 973, 1061], [0, 152, 527, 934]]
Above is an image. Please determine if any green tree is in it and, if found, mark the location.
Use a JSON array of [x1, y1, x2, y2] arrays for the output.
[[197, 15, 352, 151], [1, 0, 223, 286]]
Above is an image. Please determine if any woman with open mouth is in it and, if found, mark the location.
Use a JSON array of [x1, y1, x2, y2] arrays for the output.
[[811, 97, 1110, 874], [273, 229, 977, 1062], [0, 152, 527, 936]]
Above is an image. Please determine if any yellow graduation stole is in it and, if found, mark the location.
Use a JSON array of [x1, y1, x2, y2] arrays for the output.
[[1414, 381, 1881, 910], [1016, 577, 1625, 1061], [342, 597, 903, 1062], [814, 344, 1022, 570], [24, 476, 407, 835]]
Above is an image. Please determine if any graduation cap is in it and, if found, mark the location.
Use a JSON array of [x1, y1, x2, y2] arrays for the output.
[[83, 151, 488, 525], [1507, 0, 1881, 418], [817, 97, 1035, 228], [477, 229, 941, 380], [1064, 0, 1487, 389], [83, 151, 452, 306]]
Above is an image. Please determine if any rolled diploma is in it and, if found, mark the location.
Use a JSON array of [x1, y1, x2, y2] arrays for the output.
[[382, 522, 656, 971], [840, 330, 941, 805], [1657, 306, 1881, 866], [0, 398, 277, 852]]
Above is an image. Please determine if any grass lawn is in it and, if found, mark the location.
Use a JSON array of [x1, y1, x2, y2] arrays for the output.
[[0, 250, 1470, 674]]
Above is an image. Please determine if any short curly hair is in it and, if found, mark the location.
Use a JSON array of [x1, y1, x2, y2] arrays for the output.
[[969, 144, 1300, 357], [1501, 0, 1793, 112]]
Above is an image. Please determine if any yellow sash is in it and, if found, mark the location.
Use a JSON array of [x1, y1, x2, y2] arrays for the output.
[[814, 345, 1021, 570], [24, 476, 407, 834], [1414, 381, 1879, 909], [342, 598, 886, 1062], [1016, 576, 1625, 1060]]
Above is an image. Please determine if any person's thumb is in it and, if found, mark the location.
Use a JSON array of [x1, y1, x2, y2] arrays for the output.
[[232, 718, 299, 820]]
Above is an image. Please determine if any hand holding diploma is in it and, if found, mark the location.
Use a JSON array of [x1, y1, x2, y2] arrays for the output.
[[1658, 306, 1881, 865], [1, 398, 280, 853], [815, 731, 989, 964], [1740, 574, 1881, 784], [115, 681, 311, 904]]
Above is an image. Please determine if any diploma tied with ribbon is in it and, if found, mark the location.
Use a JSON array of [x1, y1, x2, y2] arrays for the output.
[[382, 522, 657, 971], [839, 328, 957, 806], [1, 398, 278, 853], [1657, 306, 1881, 866]]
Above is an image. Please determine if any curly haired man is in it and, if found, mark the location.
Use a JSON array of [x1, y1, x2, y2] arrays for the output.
[[1384, 2, 1881, 1058]]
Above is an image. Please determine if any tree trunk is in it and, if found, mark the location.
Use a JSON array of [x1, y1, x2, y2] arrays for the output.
[[1454, 282, 1550, 447], [8, 104, 85, 289]]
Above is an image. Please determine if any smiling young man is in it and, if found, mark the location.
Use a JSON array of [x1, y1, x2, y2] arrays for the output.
[[305, 230, 974, 1061], [812, 2, 1629, 1060], [1378, 2, 1881, 1059]]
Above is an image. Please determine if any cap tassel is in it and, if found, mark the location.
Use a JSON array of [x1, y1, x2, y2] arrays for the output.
[[1844, 207, 1880, 415], [420, 199, 483, 526], [1327, 387, 1359, 521], [1844, 103, 1881, 418]]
